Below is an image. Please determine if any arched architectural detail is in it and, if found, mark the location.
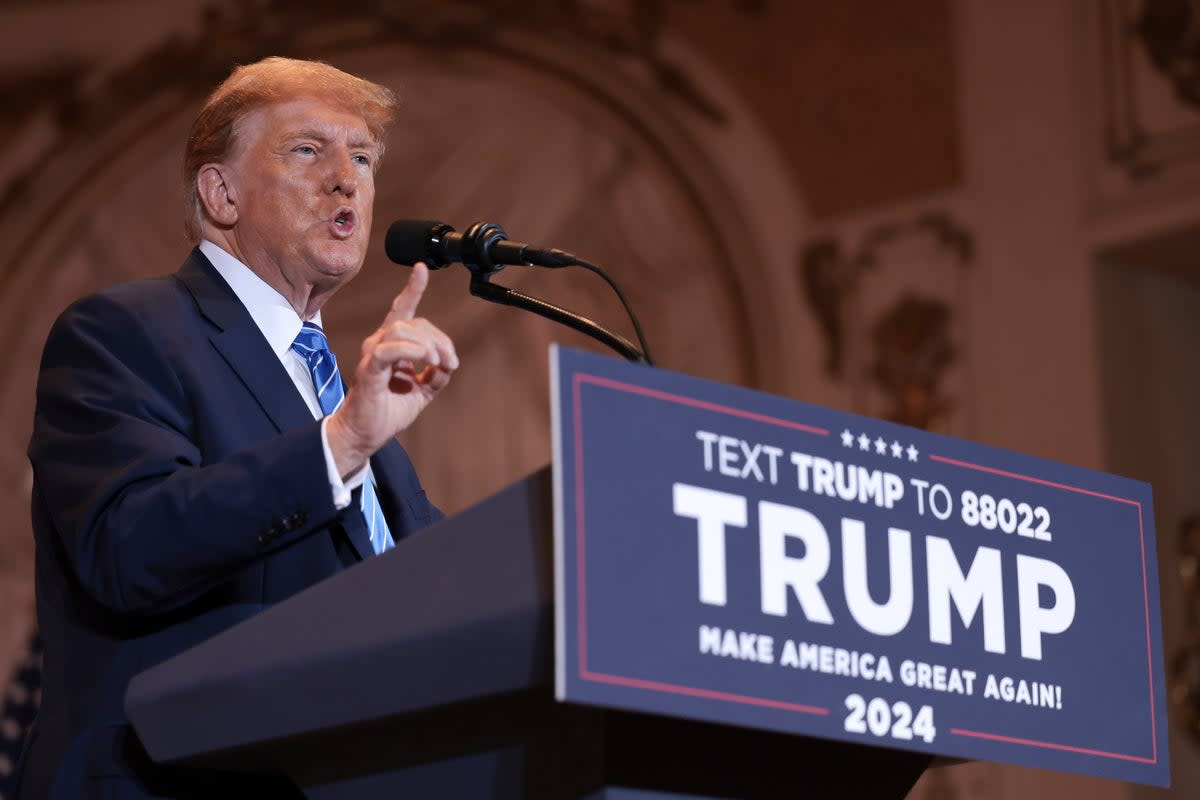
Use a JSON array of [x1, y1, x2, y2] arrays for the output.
[[0, 2, 810, 564]]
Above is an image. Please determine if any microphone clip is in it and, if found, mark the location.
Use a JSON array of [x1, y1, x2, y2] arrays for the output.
[[461, 222, 517, 277]]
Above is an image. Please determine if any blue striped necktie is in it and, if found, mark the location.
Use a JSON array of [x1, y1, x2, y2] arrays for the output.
[[291, 321, 394, 555]]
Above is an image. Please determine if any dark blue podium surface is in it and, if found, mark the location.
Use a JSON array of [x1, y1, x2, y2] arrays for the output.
[[126, 468, 929, 798]]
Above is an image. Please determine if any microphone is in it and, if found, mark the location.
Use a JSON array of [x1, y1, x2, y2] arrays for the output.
[[384, 219, 578, 273], [385, 218, 655, 365]]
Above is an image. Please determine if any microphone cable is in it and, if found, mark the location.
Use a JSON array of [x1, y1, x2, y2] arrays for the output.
[[568, 257, 655, 367]]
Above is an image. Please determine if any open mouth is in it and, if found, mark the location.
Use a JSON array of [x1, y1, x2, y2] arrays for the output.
[[330, 208, 356, 237]]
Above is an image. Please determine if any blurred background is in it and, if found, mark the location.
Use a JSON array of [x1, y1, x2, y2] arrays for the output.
[[0, 0, 1198, 797]]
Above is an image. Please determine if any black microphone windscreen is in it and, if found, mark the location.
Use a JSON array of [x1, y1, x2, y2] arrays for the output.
[[385, 219, 443, 266]]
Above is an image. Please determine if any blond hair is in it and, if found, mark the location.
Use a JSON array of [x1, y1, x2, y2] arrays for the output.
[[183, 57, 398, 242]]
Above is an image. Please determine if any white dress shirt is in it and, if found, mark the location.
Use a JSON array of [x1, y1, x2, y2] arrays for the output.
[[200, 239, 368, 509]]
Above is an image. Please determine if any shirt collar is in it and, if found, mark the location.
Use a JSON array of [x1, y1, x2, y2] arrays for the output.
[[199, 240, 323, 359]]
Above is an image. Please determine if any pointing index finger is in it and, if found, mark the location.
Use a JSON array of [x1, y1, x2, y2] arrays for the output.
[[385, 261, 429, 323]]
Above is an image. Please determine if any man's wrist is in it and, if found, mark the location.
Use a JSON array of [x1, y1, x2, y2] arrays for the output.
[[325, 412, 371, 480]]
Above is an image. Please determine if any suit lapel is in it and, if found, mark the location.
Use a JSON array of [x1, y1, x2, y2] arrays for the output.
[[175, 248, 392, 564], [370, 439, 410, 530], [175, 248, 314, 436], [339, 489, 376, 562]]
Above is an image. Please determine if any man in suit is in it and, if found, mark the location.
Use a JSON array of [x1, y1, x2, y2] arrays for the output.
[[16, 57, 458, 798]]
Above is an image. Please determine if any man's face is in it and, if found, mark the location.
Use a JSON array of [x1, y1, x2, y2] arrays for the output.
[[223, 96, 379, 297]]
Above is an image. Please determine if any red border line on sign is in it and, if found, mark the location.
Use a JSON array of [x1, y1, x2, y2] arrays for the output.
[[927, 454, 1141, 507], [571, 372, 830, 717], [949, 728, 1157, 765], [575, 374, 829, 436], [929, 452, 1157, 765], [580, 670, 830, 716], [573, 372, 589, 679]]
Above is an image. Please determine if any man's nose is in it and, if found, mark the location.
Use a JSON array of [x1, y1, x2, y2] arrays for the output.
[[326, 154, 358, 196]]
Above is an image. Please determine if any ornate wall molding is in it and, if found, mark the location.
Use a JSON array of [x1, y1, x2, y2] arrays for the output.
[[0, 0, 762, 253], [0, 0, 809, 569], [799, 211, 975, 434], [1093, 0, 1200, 200]]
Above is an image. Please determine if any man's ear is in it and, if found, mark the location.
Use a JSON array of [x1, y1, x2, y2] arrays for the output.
[[196, 163, 239, 228]]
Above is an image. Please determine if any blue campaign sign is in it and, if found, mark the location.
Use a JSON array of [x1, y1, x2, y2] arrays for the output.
[[550, 345, 1169, 787]]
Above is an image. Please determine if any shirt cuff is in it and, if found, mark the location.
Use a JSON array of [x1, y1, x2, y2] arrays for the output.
[[321, 417, 368, 510]]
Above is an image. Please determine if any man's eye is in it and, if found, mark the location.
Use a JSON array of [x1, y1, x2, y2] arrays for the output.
[[295, 145, 316, 155], [352, 154, 371, 167]]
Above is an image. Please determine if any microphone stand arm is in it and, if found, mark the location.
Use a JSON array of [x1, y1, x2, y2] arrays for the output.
[[468, 275, 649, 364]]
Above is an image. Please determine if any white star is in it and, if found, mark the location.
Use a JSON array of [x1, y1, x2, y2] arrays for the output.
[[857, 433, 871, 451], [890, 440, 903, 458], [841, 429, 854, 447], [874, 437, 887, 454], [907, 444, 919, 462]]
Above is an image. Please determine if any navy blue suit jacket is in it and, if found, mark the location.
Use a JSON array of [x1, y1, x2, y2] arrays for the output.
[[18, 250, 442, 798]]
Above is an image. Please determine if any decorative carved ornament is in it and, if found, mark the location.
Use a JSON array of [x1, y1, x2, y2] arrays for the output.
[[1098, 0, 1200, 183], [798, 212, 974, 434]]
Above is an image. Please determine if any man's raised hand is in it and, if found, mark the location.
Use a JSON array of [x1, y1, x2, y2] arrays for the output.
[[326, 262, 458, 478]]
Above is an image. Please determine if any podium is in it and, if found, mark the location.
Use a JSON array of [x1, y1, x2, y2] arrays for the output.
[[126, 467, 930, 799], [125, 345, 1170, 791]]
